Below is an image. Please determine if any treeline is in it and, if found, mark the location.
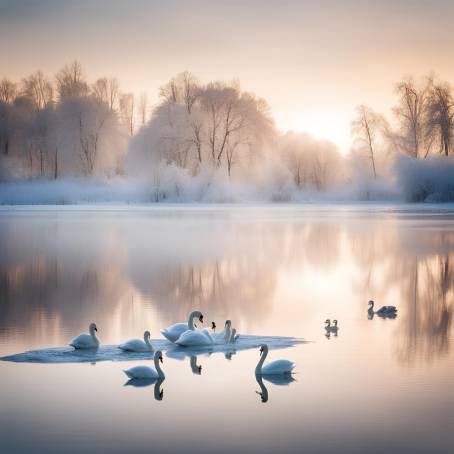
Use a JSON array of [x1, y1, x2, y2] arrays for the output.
[[1, 63, 454, 192], [350, 76, 454, 179], [127, 71, 343, 191], [0, 61, 148, 179]]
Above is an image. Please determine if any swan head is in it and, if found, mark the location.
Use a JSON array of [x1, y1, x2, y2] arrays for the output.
[[225, 319, 232, 328], [190, 310, 204, 324], [211, 321, 216, 331], [89, 323, 98, 333], [144, 330, 151, 340], [325, 319, 330, 325], [155, 350, 163, 363], [368, 300, 374, 308], [333, 320, 338, 326], [259, 344, 268, 356]]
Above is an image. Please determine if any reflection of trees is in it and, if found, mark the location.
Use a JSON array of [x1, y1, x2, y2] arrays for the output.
[[348, 221, 454, 365], [2, 211, 453, 365], [140, 259, 276, 326], [0, 216, 132, 345], [128, 221, 342, 327], [397, 255, 453, 365]]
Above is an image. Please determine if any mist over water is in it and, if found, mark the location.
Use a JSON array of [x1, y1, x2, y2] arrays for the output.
[[1, 206, 453, 453]]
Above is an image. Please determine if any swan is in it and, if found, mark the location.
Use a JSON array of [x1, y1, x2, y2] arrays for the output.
[[175, 326, 214, 347], [119, 330, 153, 352], [69, 323, 100, 349], [255, 344, 295, 375], [229, 328, 240, 343], [211, 321, 216, 332], [160, 311, 204, 343], [211, 319, 232, 344], [368, 300, 397, 316], [223, 320, 232, 343], [123, 350, 165, 379]]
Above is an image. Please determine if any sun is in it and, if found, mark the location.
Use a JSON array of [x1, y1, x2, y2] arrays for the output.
[[276, 110, 352, 154]]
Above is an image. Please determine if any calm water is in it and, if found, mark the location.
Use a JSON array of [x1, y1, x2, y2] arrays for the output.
[[1, 205, 453, 454]]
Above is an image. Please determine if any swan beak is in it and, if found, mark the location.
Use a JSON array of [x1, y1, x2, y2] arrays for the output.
[[259, 347, 264, 355], [94, 327, 98, 332], [159, 355, 163, 363], [199, 315, 204, 323]]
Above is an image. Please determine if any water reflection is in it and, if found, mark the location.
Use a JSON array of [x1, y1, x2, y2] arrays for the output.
[[255, 373, 296, 403], [0, 209, 453, 367], [396, 255, 453, 365], [124, 377, 165, 401], [190, 355, 202, 374]]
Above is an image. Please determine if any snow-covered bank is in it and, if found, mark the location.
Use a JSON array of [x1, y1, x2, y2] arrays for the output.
[[1, 155, 453, 205], [0, 176, 396, 205], [395, 155, 454, 202]]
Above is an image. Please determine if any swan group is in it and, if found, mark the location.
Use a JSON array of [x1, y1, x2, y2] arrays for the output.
[[68, 312, 242, 352], [324, 319, 338, 333]]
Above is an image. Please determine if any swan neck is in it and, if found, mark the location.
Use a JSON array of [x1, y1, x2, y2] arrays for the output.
[[145, 337, 152, 349], [224, 325, 232, 342], [255, 347, 268, 374], [188, 311, 198, 330], [154, 355, 165, 378], [89, 327, 98, 341]]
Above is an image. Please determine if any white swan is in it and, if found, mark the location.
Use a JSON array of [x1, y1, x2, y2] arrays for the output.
[[229, 328, 240, 343], [211, 319, 232, 344], [123, 350, 165, 379], [368, 300, 397, 316], [69, 323, 100, 349], [255, 344, 295, 375], [175, 327, 214, 347], [119, 330, 153, 352], [160, 310, 204, 343]]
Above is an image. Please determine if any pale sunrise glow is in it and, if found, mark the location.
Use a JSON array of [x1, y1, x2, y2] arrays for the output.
[[1, 3, 454, 454]]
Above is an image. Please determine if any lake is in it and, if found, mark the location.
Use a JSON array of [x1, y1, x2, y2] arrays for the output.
[[1, 205, 453, 454]]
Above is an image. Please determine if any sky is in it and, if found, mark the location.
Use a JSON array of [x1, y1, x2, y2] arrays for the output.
[[1, 0, 454, 152]]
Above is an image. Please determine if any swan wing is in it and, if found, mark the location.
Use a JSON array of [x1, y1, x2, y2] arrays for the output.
[[69, 333, 97, 349], [175, 330, 213, 347], [123, 365, 158, 379], [261, 359, 295, 375], [160, 323, 188, 343]]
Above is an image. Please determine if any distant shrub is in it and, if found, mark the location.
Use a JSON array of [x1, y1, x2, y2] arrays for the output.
[[395, 154, 454, 202]]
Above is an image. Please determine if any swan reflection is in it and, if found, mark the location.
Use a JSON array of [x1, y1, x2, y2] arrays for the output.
[[190, 355, 202, 374], [124, 377, 165, 401], [255, 373, 296, 403], [225, 351, 237, 360]]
